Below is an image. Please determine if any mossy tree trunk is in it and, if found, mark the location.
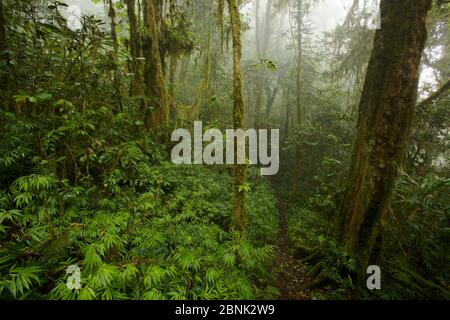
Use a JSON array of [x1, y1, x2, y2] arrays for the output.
[[107, 0, 122, 111], [0, 0, 13, 112], [227, 0, 247, 234], [254, 0, 273, 128], [254, 0, 262, 128], [178, 56, 190, 88], [295, 0, 303, 124], [126, 0, 145, 99], [0, 0, 6, 84], [168, 53, 178, 96], [265, 86, 279, 116], [0, 0, 7, 93], [291, 0, 304, 196], [0, 0, 5, 64], [142, 0, 168, 128], [339, 0, 433, 285]]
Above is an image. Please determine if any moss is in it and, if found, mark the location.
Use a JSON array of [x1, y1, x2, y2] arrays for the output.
[[227, 0, 247, 234], [338, 0, 433, 285]]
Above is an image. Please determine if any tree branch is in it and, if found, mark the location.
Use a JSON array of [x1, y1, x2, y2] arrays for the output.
[[417, 79, 450, 110]]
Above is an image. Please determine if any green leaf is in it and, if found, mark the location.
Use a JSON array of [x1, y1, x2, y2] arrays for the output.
[[14, 95, 29, 103], [237, 183, 251, 193], [35, 93, 53, 101]]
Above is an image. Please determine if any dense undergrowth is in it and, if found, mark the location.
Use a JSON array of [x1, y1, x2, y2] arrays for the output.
[[0, 2, 281, 300], [1, 0, 449, 301], [0, 107, 278, 300], [284, 172, 450, 299]]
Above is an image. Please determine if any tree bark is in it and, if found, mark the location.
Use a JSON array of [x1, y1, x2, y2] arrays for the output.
[[254, 0, 262, 128], [227, 0, 247, 234], [0, 0, 5, 66], [168, 53, 178, 96], [283, 87, 291, 141], [338, 0, 433, 285], [107, 0, 122, 111], [0, 0, 7, 92], [178, 55, 190, 87], [265, 86, 279, 116], [291, 0, 303, 194], [126, 0, 145, 99], [142, 0, 168, 128], [254, 0, 273, 128], [0, 0, 12, 112], [295, 0, 303, 123]]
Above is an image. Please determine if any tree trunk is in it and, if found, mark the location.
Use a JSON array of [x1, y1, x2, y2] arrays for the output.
[[295, 0, 303, 123], [227, 0, 247, 234], [0, 0, 12, 112], [254, 0, 273, 128], [126, 0, 145, 99], [283, 87, 291, 141], [254, 0, 262, 128], [0, 0, 7, 92], [168, 53, 178, 96], [291, 0, 303, 194], [142, 0, 168, 128], [178, 55, 190, 88], [0, 0, 6, 81], [107, 0, 122, 111], [254, 75, 264, 128], [0, 0, 5, 70], [265, 86, 279, 116], [339, 0, 432, 285]]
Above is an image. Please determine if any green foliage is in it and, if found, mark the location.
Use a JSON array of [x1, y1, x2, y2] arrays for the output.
[[287, 208, 355, 298], [1, 0, 448, 302], [377, 173, 450, 299], [284, 104, 354, 206], [247, 177, 278, 246], [250, 59, 278, 71], [0, 1, 277, 300], [288, 208, 327, 249], [0, 118, 278, 299], [312, 238, 356, 294]]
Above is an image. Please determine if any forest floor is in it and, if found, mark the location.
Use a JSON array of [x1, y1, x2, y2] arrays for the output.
[[272, 185, 313, 299]]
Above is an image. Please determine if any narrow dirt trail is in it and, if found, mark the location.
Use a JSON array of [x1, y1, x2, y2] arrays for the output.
[[273, 187, 312, 300]]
